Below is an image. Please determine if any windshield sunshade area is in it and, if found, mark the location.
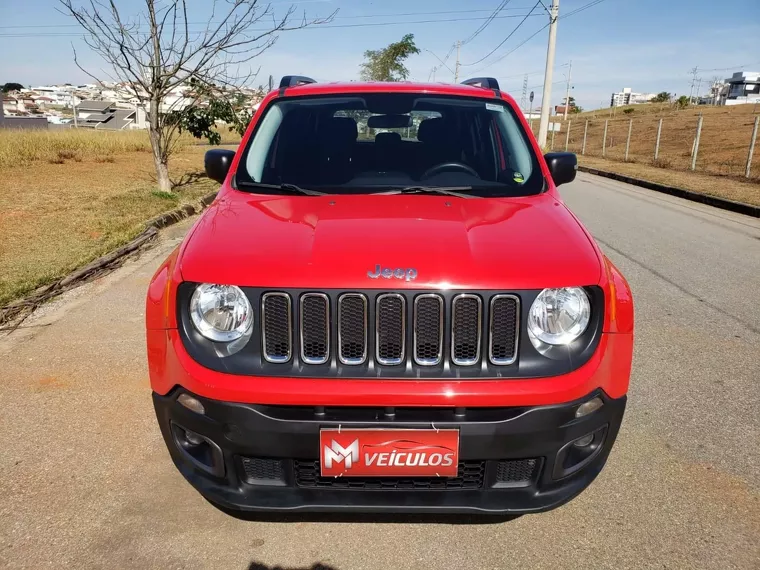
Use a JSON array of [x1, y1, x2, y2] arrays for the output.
[[236, 93, 545, 197]]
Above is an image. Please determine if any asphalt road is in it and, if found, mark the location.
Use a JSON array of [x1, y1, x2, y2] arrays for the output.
[[1, 172, 759, 570]]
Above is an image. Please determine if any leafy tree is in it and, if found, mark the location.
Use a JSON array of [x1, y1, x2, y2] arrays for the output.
[[360, 34, 420, 82], [651, 92, 671, 103], [2, 82, 24, 93], [570, 105, 583, 114], [675, 95, 689, 109], [167, 79, 252, 145]]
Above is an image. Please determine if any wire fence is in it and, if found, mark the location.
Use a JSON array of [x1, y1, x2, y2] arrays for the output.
[[538, 109, 760, 181]]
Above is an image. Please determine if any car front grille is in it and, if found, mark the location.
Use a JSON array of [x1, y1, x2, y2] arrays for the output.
[[259, 290, 520, 371], [300, 293, 329, 364], [294, 459, 486, 490], [261, 293, 292, 363]]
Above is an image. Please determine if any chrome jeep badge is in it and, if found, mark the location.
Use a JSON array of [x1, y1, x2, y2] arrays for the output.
[[367, 265, 418, 282]]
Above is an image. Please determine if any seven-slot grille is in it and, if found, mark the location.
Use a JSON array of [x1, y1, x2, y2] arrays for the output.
[[260, 291, 520, 368]]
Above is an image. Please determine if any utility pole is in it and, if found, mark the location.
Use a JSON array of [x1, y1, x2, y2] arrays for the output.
[[688, 67, 698, 105], [520, 74, 529, 111], [454, 40, 461, 82], [695, 78, 702, 105], [537, 0, 559, 148], [73, 99, 78, 128], [563, 60, 572, 120]]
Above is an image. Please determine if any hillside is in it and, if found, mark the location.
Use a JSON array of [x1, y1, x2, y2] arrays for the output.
[[539, 102, 760, 180]]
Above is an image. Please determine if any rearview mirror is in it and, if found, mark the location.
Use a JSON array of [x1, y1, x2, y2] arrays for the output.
[[204, 149, 235, 184], [367, 114, 412, 129], [544, 152, 578, 187]]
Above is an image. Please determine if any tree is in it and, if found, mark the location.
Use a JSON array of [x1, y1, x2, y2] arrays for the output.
[[360, 34, 420, 82], [651, 92, 671, 103], [2, 82, 24, 93], [60, 0, 334, 191], [675, 95, 689, 109], [167, 79, 253, 145]]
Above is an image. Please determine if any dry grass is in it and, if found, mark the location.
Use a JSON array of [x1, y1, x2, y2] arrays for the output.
[[0, 129, 157, 167], [540, 103, 760, 182], [578, 155, 760, 207], [0, 143, 222, 306]]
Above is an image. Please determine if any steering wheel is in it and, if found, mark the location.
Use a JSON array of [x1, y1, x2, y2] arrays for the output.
[[420, 162, 480, 180]]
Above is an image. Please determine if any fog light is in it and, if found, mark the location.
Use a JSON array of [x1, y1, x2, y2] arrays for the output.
[[184, 430, 205, 446], [575, 396, 603, 418], [573, 434, 594, 448], [178, 393, 205, 415]]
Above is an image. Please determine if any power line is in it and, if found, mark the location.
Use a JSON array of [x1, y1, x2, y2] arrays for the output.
[[469, 24, 548, 73], [469, 0, 608, 74], [560, 0, 606, 19], [698, 61, 760, 72], [462, 0, 512, 45], [0, 6, 542, 29], [0, 13, 545, 37], [425, 49, 456, 74], [461, 1, 541, 66]]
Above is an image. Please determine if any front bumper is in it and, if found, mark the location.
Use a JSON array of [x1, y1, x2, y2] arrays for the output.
[[153, 389, 626, 514]]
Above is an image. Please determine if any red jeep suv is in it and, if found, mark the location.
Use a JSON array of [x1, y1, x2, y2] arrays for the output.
[[146, 76, 634, 515]]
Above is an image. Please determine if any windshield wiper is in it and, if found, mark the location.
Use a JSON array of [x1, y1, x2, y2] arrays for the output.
[[235, 180, 326, 196], [376, 186, 476, 198]]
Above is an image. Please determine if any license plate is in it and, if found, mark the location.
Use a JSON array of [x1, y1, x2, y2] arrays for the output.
[[319, 429, 459, 477]]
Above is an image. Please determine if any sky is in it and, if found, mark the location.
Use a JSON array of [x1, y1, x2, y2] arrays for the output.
[[1, 0, 759, 110]]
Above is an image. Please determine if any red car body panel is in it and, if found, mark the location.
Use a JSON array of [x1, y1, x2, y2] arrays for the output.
[[177, 192, 602, 291], [146, 80, 634, 408], [147, 327, 632, 407]]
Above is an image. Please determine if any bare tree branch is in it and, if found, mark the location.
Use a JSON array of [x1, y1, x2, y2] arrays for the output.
[[59, 0, 336, 191]]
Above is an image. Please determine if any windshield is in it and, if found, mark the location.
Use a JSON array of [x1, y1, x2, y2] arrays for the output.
[[236, 93, 544, 196]]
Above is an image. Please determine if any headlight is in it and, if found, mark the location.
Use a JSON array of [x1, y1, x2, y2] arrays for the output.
[[527, 287, 591, 347], [190, 283, 253, 342]]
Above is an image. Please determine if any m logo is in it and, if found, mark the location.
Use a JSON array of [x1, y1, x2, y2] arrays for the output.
[[323, 439, 360, 469]]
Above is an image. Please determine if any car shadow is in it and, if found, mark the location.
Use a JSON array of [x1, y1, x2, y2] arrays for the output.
[[247, 565, 338, 570]]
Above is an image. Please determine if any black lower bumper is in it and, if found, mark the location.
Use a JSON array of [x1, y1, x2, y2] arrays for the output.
[[153, 390, 626, 514]]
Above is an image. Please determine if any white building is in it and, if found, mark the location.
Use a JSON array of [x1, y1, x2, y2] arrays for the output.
[[610, 87, 656, 107], [27, 85, 81, 108], [724, 71, 760, 106]]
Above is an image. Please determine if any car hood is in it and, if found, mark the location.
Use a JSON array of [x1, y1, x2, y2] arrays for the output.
[[179, 191, 602, 290]]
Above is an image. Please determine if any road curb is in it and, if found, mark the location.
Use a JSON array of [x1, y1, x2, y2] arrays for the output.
[[578, 166, 760, 218], [0, 190, 218, 329]]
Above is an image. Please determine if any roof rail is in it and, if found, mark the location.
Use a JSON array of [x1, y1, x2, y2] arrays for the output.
[[278, 76, 317, 90], [461, 77, 501, 93]]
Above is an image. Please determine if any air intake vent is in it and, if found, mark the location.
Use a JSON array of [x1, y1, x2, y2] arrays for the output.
[[295, 460, 485, 490], [414, 295, 443, 366], [451, 294, 482, 365], [261, 293, 292, 363], [489, 295, 519, 365], [376, 293, 405, 365], [494, 458, 540, 487], [300, 293, 329, 364], [338, 294, 368, 365]]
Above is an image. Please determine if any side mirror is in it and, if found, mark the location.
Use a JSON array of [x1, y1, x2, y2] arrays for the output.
[[544, 152, 578, 187], [204, 149, 236, 184]]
